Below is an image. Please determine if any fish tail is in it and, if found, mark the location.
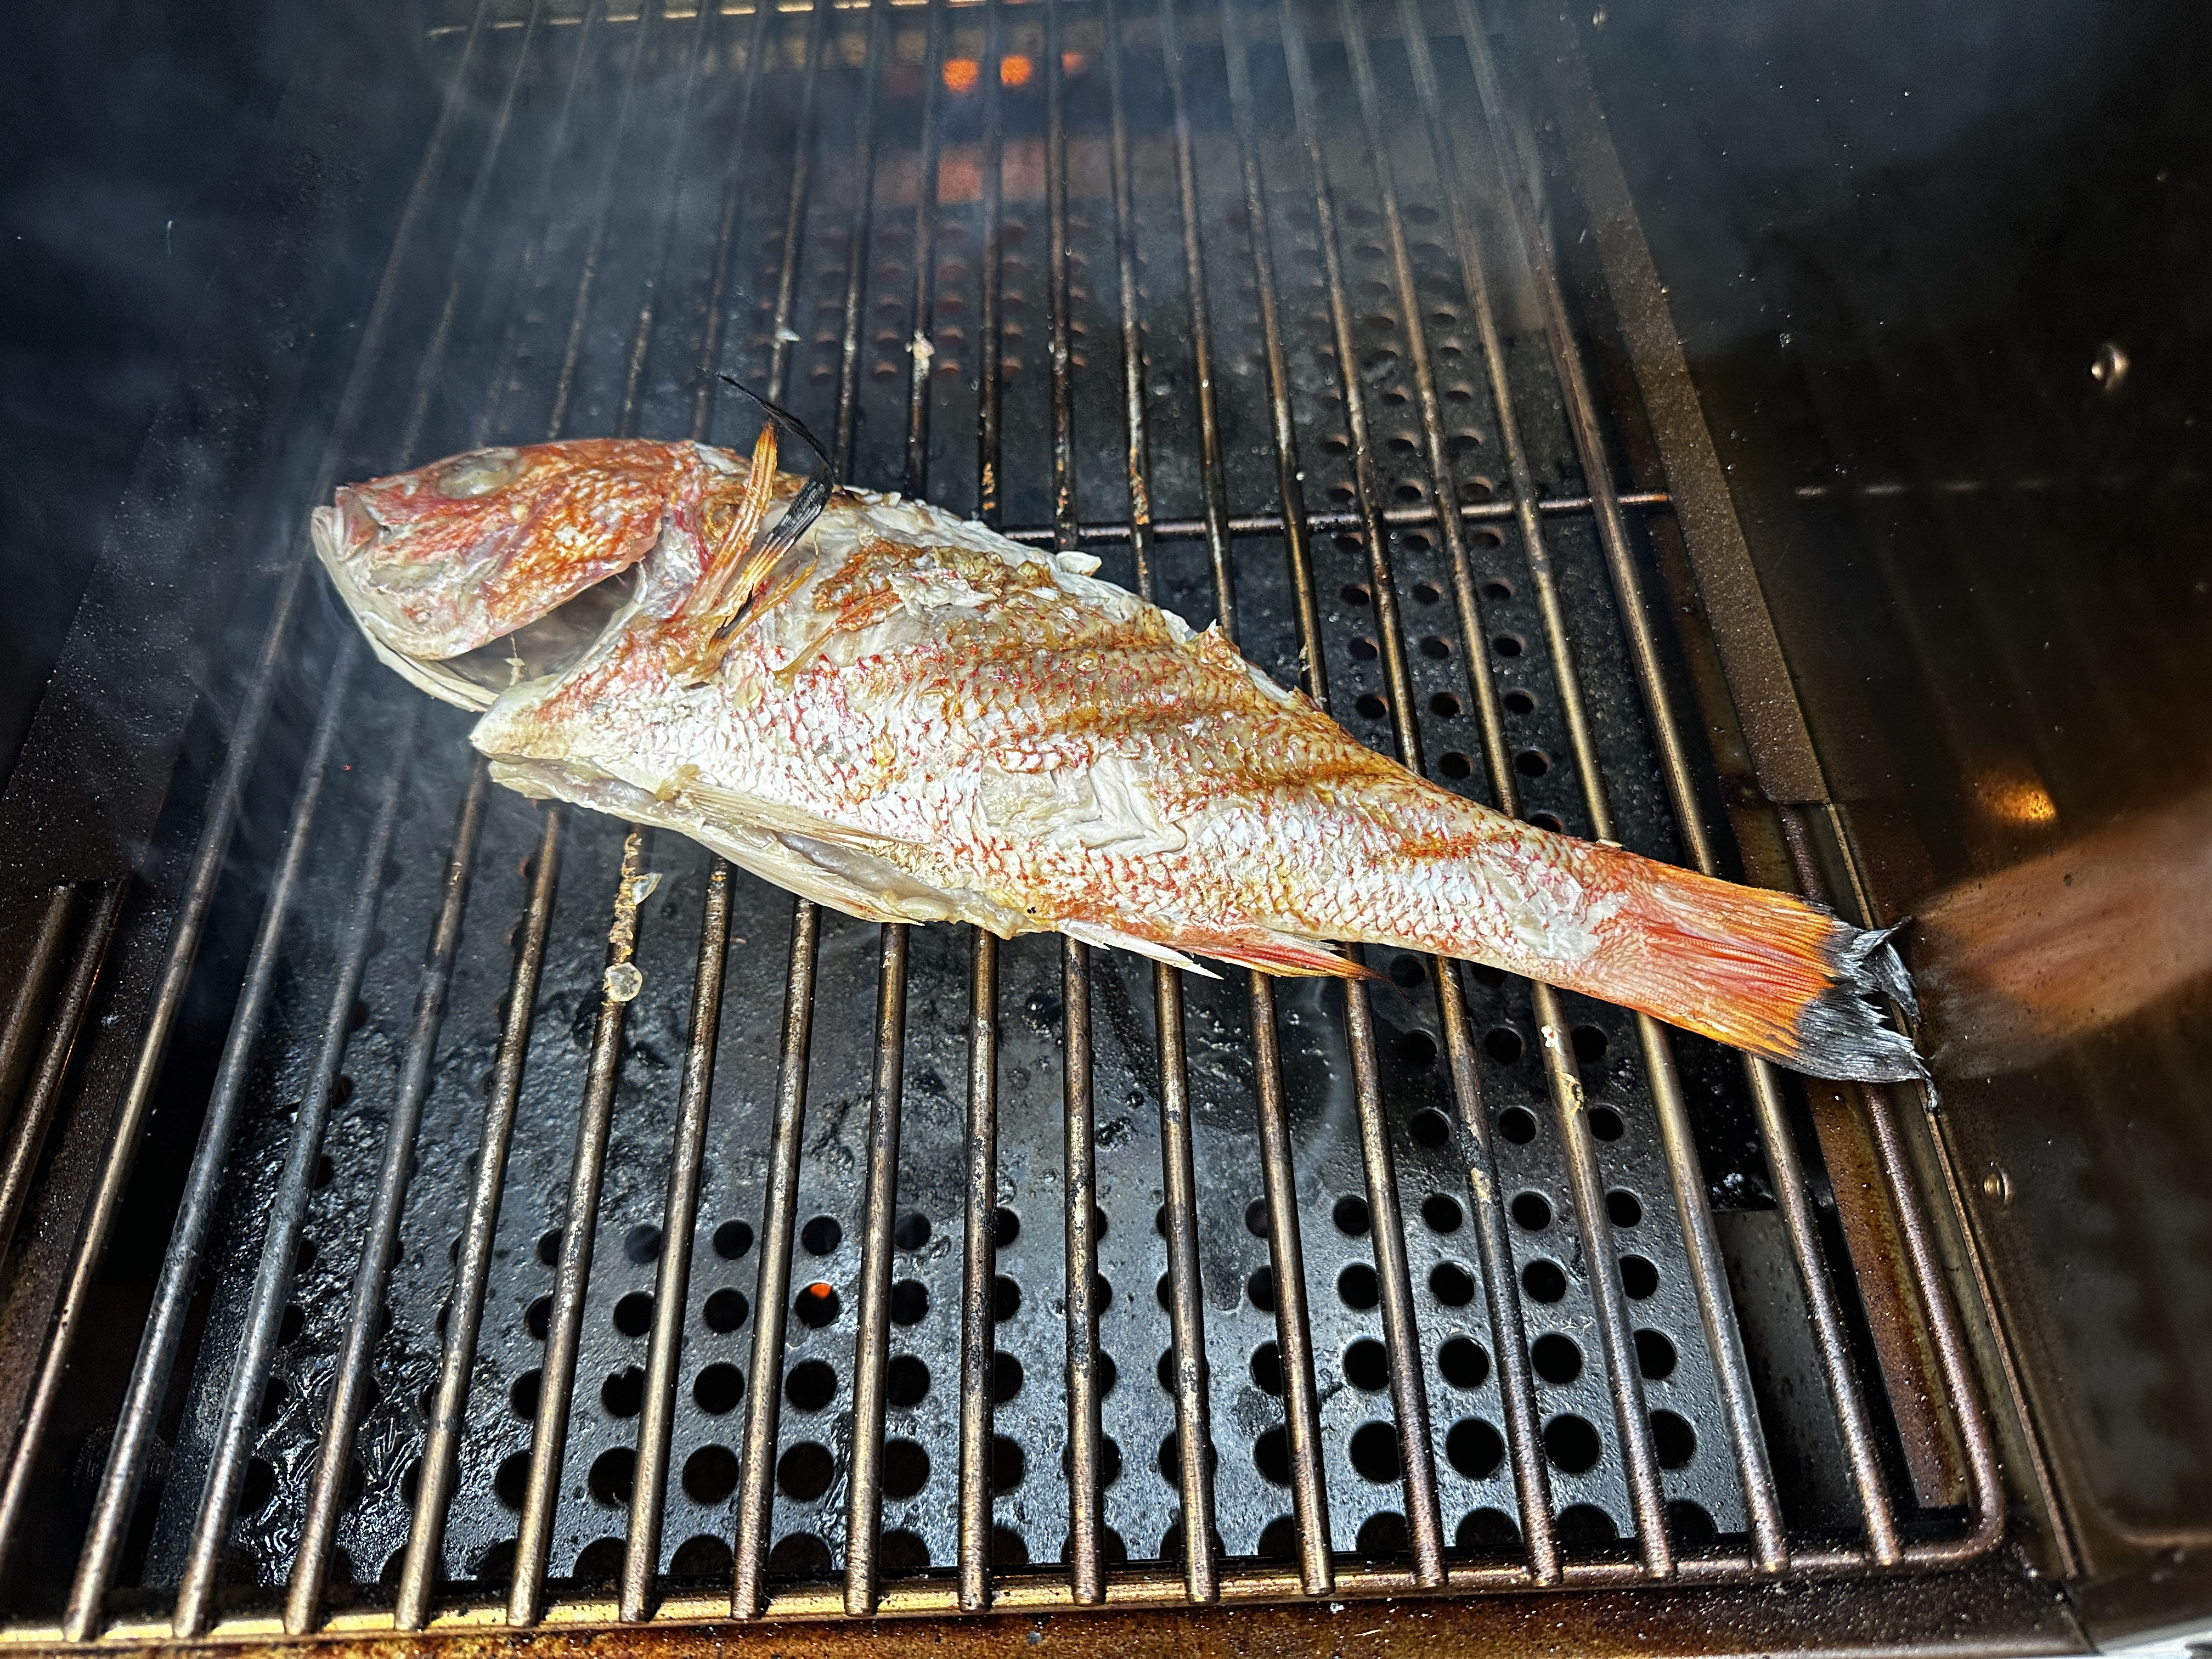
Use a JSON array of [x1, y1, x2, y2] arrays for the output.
[[1565, 864, 1925, 1083]]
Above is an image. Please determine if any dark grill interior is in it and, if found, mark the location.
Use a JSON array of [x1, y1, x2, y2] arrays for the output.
[[0, 0, 2017, 1640]]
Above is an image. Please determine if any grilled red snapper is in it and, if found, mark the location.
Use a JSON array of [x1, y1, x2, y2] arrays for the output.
[[314, 432, 1920, 1082]]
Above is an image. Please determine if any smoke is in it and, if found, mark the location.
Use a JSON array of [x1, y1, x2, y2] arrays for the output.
[[0, 0, 447, 797], [1, 3, 269, 780]]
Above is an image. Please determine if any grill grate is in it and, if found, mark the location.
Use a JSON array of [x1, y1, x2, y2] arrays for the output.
[[0, 0, 2002, 1639]]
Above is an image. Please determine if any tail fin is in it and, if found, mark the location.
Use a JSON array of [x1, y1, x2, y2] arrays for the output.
[[1580, 867, 1925, 1084]]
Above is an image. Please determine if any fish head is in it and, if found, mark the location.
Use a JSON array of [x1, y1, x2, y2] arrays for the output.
[[312, 439, 692, 708]]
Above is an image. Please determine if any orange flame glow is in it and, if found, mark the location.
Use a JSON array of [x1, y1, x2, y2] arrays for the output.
[[1000, 53, 1033, 87], [943, 57, 979, 93]]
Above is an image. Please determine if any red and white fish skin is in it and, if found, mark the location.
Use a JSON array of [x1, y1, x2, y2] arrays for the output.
[[318, 440, 713, 658], [315, 441, 1922, 1083]]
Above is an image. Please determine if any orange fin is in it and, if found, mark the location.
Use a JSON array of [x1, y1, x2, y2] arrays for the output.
[[1195, 934, 1379, 980], [666, 425, 782, 682], [1583, 862, 1923, 1084]]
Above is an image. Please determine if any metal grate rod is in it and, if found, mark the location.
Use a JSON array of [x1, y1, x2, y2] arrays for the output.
[[829, 0, 901, 1611], [617, 0, 725, 425], [1437, 993, 1559, 1581], [958, 0, 1008, 1608], [1152, 967, 1216, 1595], [0, 885, 124, 1262], [620, 861, 732, 1620], [832, 0, 891, 472], [477, 0, 612, 446], [975, 0, 1006, 532], [848, 0, 932, 1612], [1211, 0, 1335, 1589], [765, 0, 833, 401], [957, 926, 1000, 1611], [1858, 1079, 2005, 1558], [0, 886, 74, 1139], [901, 0, 949, 501], [1269, 0, 1448, 1585], [174, 714, 416, 1637], [732, 888, 821, 1613], [1539, 982, 1677, 1574], [397, 806, 565, 1628], [733, 0, 863, 1609], [693, 3, 778, 442], [1044, 0, 1078, 557], [1103, 0, 1156, 598], [1154, 0, 1233, 631], [832, 0, 897, 1612], [1101, 0, 1218, 1604], [1745, 1060, 1900, 1560], [1058, 931, 1105, 1601], [403, 0, 554, 457], [285, 758, 491, 1632], [1044, 0, 1108, 1605], [509, 829, 652, 1623], [544, 0, 664, 443], [845, 920, 910, 1615], [65, 642, 362, 1640]]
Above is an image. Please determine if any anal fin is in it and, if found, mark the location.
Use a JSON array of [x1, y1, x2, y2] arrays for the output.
[[1197, 933, 1374, 980]]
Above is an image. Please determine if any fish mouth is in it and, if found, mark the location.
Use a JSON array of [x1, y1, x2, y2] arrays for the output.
[[324, 489, 382, 562], [313, 494, 642, 713], [431, 567, 641, 698]]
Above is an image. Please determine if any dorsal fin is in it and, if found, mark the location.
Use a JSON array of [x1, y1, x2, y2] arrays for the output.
[[717, 376, 836, 563], [666, 382, 838, 683]]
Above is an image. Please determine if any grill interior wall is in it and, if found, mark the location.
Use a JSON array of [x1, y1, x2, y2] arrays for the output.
[[0, 0, 2000, 1635]]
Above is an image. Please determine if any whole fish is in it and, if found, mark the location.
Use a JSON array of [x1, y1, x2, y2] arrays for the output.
[[314, 420, 1920, 1082]]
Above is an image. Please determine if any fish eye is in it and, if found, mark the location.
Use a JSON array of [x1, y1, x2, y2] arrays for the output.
[[435, 448, 523, 499]]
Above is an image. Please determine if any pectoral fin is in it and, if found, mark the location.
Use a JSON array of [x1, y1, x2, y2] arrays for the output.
[[675, 778, 920, 854], [1059, 922, 1220, 978]]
